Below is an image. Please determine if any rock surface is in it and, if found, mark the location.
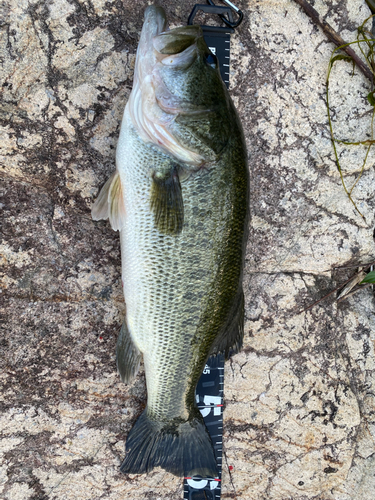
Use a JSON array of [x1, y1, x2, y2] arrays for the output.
[[1, 0, 375, 499]]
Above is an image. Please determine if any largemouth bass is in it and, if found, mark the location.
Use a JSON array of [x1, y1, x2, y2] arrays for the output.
[[92, 5, 249, 478]]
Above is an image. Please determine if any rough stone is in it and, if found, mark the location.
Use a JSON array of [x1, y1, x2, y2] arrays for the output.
[[1, 0, 374, 499]]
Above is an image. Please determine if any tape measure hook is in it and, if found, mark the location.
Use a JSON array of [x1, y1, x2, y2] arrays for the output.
[[206, 0, 243, 28]]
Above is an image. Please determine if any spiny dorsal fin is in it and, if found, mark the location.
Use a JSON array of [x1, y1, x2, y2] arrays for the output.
[[91, 171, 125, 231], [150, 169, 183, 235]]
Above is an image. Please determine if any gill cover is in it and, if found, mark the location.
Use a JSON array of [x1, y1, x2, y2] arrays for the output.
[[127, 7, 210, 165]]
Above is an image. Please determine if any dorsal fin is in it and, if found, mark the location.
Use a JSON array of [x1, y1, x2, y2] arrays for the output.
[[91, 171, 125, 231]]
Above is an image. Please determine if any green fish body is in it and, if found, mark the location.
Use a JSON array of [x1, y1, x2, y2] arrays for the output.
[[92, 5, 249, 478]]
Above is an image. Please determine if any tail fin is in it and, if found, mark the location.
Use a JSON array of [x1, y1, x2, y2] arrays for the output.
[[120, 410, 218, 478]]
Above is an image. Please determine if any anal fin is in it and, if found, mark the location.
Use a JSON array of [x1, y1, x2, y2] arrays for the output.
[[116, 317, 142, 384], [91, 171, 125, 231]]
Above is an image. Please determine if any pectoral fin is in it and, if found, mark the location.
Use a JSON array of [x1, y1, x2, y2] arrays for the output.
[[150, 168, 183, 235], [91, 171, 125, 231]]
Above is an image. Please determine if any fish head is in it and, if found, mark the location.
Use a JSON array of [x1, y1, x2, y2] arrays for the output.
[[128, 6, 232, 166]]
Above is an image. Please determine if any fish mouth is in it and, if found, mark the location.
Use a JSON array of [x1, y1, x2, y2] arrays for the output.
[[138, 7, 202, 76], [153, 26, 203, 69], [127, 6, 206, 165], [133, 6, 168, 85]]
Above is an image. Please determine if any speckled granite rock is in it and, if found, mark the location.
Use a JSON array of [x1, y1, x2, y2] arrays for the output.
[[1, 1, 374, 499]]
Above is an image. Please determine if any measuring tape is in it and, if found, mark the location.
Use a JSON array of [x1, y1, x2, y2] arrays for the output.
[[183, 354, 225, 500], [184, 4, 243, 498]]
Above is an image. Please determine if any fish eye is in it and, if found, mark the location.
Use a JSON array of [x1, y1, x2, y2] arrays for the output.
[[205, 52, 218, 68]]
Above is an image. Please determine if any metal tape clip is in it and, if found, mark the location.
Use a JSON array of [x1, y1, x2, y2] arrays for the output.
[[206, 0, 243, 29], [188, 4, 235, 33], [188, 2, 243, 88]]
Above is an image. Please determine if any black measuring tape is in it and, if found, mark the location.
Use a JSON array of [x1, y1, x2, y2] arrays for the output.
[[183, 2, 243, 499], [183, 354, 225, 500], [188, 1, 243, 88]]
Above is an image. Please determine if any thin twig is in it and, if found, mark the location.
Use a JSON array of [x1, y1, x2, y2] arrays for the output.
[[337, 282, 374, 303], [293, 0, 374, 83], [333, 260, 375, 270], [301, 261, 375, 312], [301, 273, 363, 312]]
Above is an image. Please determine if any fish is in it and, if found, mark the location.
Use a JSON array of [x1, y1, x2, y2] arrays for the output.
[[91, 4, 249, 478]]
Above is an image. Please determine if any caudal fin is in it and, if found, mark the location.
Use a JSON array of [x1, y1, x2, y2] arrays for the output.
[[120, 410, 218, 477]]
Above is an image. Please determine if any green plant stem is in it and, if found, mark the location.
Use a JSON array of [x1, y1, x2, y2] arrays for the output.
[[295, 2, 374, 219], [326, 53, 361, 215], [293, 0, 374, 83], [326, 35, 375, 218]]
